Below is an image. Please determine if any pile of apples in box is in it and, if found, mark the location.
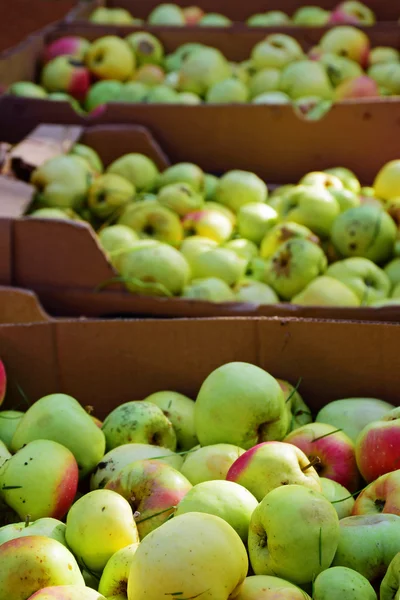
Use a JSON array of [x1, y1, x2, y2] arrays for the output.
[[1, 356, 400, 600]]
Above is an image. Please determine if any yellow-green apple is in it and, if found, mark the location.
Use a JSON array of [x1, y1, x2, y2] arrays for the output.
[[385, 258, 400, 290], [0, 440, 10, 468], [326, 257, 390, 305], [264, 238, 327, 300], [280, 61, 333, 100], [178, 47, 230, 96], [205, 201, 236, 224], [8, 82, 48, 98], [277, 379, 312, 432], [248, 68, 281, 99], [374, 160, 400, 201], [31, 156, 91, 210], [158, 183, 204, 217], [125, 32, 164, 67], [199, 13, 232, 26], [66, 489, 139, 572], [369, 47, 400, 66], [247, 12, 291, 26], [119, 241, 190, 296], [320, 477, 355, 519], [90, 442, 183, 490], [189, 248, 246, 286], [122, 80, 150, 102], [252, 91, 291, 104], [356, 408, 400, 482], [279, 185, 340, 237], [0, 411, 23, 450], [313, 566, 377, 600], [29, 208, 74, 221], [285, 422, 360, 492], [224, 238, 258, 261], [320, 26, 370, 68], [300, 171, 343, 190], [206, 78, 248, 103], [183, 277, 236, 302], [332, 205, 396, 263], [329, 189, 361, 212], [183, 6, 204, 25], [292, 276, 361, 306], [215, 170, 267, 213], [235, 575, 311, 600], [0, 536, 84, 600], [158, 163, 204, 192], [43, 37, 90, 64], [260, 222, 320, 259], [98, 225, 138, 270], [70, 144, 103, 173], [12, 393, 105, 479], [102, 400, 176, 451], [107, 153, 159, 192], [127, 512, 248, 600], [181, 444, 245, 484], [317, 398, 394, 442], [85, 36, 135, 81], [98, 543, 139, 599], [41, 56, 90, 101], [249, 485, 339, 584], [293, 6, 331, 25], [180, 236, 218, 263], [182, 209, 233, 242], [227, 441, 320, 501], [0, 517, 66, 547], [175, 480, 257, 542], [85, 80, 124, 112], [118, 201, 183, 246], [195, 362, 287, 448], [148, 3, 185, 25], [106, 458, 191, 538], [144, 390, 197, 451], [204, 175, 218, 200], [332, 514, 400, 583], [134, 64, 165, 86], [88, 174, 134, 219], [90, 6, 136, 24], [234, 280, 278, 304], [335, 75, 379, 100], [141, 83, 178, 102], [237, 203, 277, 245], [368, 63, 400, 95], [352, 469, 400, 516], [28, 586, 106, 599], [329, 1, 376, 25], [0, 440, 78, 520], [381, 552, 400, 600], [325, 167, 361, 194], [251, 34, 304, 70]]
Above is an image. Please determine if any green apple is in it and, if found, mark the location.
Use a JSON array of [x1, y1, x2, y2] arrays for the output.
[[215, 170, 267, 213], [183, 209, 233, 242], [260, 222, 320, 259], [325, 167, 361, 194], [293, 6, 331, 25], [98, 225, 138, 270], [127, 512, 248, 600], [125, 32, 164, 66], [251, 34, 304, 70], [29, 208, 75, 220], [236, 575, 311, 600], [0, 411, 23, 451], [252, 91, 291, 105], [165, 43, 205, 73], [85, 36, 135, 81], [369, 63, 400, 95], [158, 183, 204, 216], [249, 68, 281, 99], [326, 257, 390, 305], [385, 258, 400, 289], [70, 144, 103, 173], [118, 201, 183, 246], [195, 362, 287, 449], [0, 517, 66, 547], [292, 276, 361, 306], [280, 60, 333, 100], [144, 390, 198, 451], [178, 91, 201, 104], [189, 248, 247, 286], [175, 480, 257, 542], [264, 238, 327, 300], [158, 162, 204, 192], [90, 442, 183, 490], [102, 400, 176, 451], [206, 78, 249, 103], [224, 239, 258, 262], [247, 11, 291, 26], [320, 53, 364, 88], [85, 80, 124, 112], [88, 173, 135, 219], [369, 47, 400, 66], [300, 171, 343, 190], [330, 188, 361, 212], [249, 485, 339, 584], [183, 278, 236, 302], [279, 185, 340, 237], [28, 586, 105, 599], [40, 56, 90, 101], [148, 3, 185, 25], [381, 552, 400, 600], [234, 279, 278, 304], [204, 174, 218, 200], [199, 13, 232, 26], [146, 84, 179, 103], [119, 241, 190, 296], [332, 514, 400, 582], [205, 201, 236, 224], [374, 160, 400, 201], [31, 155, 91, 210], [320, 26, 370, 67], [237, 203, 277, 245], [89, 6, 134, 24], [66, 489, 139, 572], [316, 397, 394, 442], [320, 478, 355, 519], [178, 47, 231, 96], [8, 81, 48, 98], [108, 153, 159, 192], [180, 236, 218, 263], [313, 567, 377, 600], [120, 81, 149, 103], [181, 443, 245, 484], [98, 543, 139, 599], [12, 393, 105, 478], [0, 536, 84, 599], [331, 205, 397, 263]]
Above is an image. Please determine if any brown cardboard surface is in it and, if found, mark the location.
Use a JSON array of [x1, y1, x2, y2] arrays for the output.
[[0, 317, 399, 416], [0, 177, 34, 218], [0, 287, 50, 324]]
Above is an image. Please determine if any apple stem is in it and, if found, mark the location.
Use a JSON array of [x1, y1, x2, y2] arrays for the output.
[[85, 405, 94, 415], [312, 428, 343, 442], [285, 377, 303, 404], [24, 515, 30, 528], [135, 505, 177, 524], [302, 456, 321, 472], [331, 486, 366, 503]]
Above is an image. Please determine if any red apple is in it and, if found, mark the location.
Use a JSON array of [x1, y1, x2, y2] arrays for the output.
[[41, 56, 91, 102], [183, 6, 205, 25], [335, 75, 379, 100], [0, 359, 6, 406], [329, 2, 376, 26], [356, 408, 400, 483], [43, 36, 91, 64], [353, 469, 400, 516], [284, 422, 360, 492]]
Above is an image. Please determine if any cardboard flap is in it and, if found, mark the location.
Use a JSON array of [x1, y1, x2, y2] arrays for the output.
[[0, 286, 50, 323], [0, 176, 34, 217], [0, 218, 13, 285]]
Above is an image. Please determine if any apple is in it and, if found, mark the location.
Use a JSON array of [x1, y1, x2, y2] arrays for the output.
[[146, 84, 180, 103], [316, 398, 394, 442], [8, 81, 48, 98], [329, 189, 361, 212], [335, 75, 379, 100], [280, 60, 333, 100], [31, 156, 90, 210], [251, 34, 304, 71], [178, 92, 201, 104], [374, 160, 400, 201], [205, 77, 248, 103], [381, 552, 400, 600], [369, 47, 400, 66], [102, 400, 176, 451], [86, 36, 135, 81], [249, 485, 339, 584], [30, 208, 75, 221], [158, 183, 204, 217], [133, 64, 164, 86], [0, 439, 78, 520], [247, 12, 291, 26], [98, 543, 139, 599], [332, 514, 400, 583], [70, 143, 103, 173], [260, 222, 320, 259], [248, 68, 280, 99], [41, 56, 90, 101], [144, 390, 198, 451], [252, 91, 291, 104], [0, 517, 66, 547], [183, 6, 204, 25], [293, 6, 331, 25], [330, 1, 376, 26], [325, 168, 361, 194], [227, 441, 321, 501], [300, 171, 343, 191], [120, 81, 149, 103], [199, 13, 232, 26], [368, 63, 400, 96], [98, 225, 138, 270], [320, 477, 355, 519], [224, 239, 258, 262], [90, 442, 183, 490], [195, 362, 287, 449], [107, 153, 159, 193], [189, 248, 246, 286], [43, 37, 90, 64], [235, 575, 311, 600], [88, 174, 134, 219], [85, 80, 124, 111], [28, 586, 105, 599], [118, 201, 183, 245], [356, 408, 400, 482], [158, 163, 204, 192], [165, 42, 205, 72], [0, 410, 23, 450], [320, 26, 370, 68], [292, 276, 361, 306], [234, 280, 278, 304], [353, 469, 400, 516], [148, 3, 185, 25], [215, 170, 267, 213], [285, 422, 359, 492], [326, 257, 390, 305], [12, 393, 105, 479], [90, 6, 135, 24], [180, 444, 244, 485], [183, 277, 235, 302], [264, 238, 327, 300], [125, 32, 164, 66], [118, 241, 190, 296], [313, 566, 377, 600], [385, 258, 400, 290], [183, 209, 233, 243], [0, 536, 84, 599], [277, 379, 312, 432], [279, 185, 340, 237], [237, 203, 277, 245], [180, 236, 218, 263], [127, 512, 248, 600], [178, 47, 230, 96], [331, 204, 396, 264]]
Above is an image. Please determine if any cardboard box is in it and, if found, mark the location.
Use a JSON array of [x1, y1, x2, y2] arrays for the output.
[[1, 316, 399, 417], [0, 286, 50, 324], [1, 122, 400, 322]]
